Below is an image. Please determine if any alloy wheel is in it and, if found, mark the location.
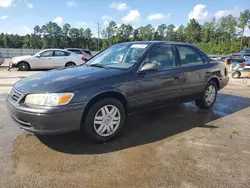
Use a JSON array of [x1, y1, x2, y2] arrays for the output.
[[93, 105, 121, 137], [19, 62, 29, 71], [205, 85, 216, 106]]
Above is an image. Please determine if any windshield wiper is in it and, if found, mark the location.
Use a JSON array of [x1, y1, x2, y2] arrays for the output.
[[88, 64, 109, 69]]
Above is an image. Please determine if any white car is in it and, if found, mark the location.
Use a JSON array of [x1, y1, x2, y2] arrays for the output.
[[10, 49, 85, 71]]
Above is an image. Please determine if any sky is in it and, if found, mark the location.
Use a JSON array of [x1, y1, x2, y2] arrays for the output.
[[0, 0, 250, 36]]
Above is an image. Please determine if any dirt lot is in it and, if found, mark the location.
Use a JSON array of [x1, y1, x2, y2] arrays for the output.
[[1, 67, 250, 188]]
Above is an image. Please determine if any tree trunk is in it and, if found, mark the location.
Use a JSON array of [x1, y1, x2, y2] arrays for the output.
[[240, 28, 245, 50], [248, 38, 250, 48]]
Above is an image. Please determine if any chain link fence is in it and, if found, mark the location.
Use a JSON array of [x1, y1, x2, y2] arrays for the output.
[[0, 48, 99, 58], [0, 48, 41, 58]]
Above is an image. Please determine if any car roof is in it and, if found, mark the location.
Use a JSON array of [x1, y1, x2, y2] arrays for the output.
[[65, 48, 90, 51], [41, 49, 70, 51], [117, 41, 190, 45]]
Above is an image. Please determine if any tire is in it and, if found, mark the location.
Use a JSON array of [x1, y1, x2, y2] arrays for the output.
[[18, 61, 30, 71], [65, 62, 76, 67], [232, 71, 241, 78], [83, 98, 126, 142], [195, 81, 217, 109]]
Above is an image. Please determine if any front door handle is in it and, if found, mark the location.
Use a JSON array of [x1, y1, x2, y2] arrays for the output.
[[173, 73, 185, 80]]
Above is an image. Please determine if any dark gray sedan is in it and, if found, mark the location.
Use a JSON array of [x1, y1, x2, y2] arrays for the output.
[[6, 41, 229, 142]]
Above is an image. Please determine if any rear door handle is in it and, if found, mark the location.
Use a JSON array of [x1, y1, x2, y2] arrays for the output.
[[173, 75, 180, 79]]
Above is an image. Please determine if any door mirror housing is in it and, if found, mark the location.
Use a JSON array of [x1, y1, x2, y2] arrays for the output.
[[139, 63, 159, 73], [36, 54, 41, 58]]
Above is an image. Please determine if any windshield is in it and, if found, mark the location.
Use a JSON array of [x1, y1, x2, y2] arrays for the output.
[[86, 43, 148, 69]]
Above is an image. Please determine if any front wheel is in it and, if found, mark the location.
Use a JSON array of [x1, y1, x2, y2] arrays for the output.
[[195, 81, 217, 109], [83, 98, 126, 142], [18, 62, 30, 71]]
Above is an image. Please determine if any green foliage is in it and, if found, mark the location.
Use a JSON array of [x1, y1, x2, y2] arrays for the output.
[[0, 9, 250, 55]]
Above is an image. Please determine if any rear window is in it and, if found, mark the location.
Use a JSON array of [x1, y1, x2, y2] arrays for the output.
[[83, 50, 92, 55], [67, 49, 82, 54]]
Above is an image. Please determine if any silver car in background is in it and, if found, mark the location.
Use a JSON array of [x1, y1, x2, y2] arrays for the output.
[[0, 53, 4, 65], [10, 49, 85, 71]]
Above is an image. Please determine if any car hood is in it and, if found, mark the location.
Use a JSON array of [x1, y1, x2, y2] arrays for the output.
[[14, 66, 124, 94], [12, 55, 32, 62]]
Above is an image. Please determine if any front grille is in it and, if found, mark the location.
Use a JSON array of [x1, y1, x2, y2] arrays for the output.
[[9, 88, 23, 102]]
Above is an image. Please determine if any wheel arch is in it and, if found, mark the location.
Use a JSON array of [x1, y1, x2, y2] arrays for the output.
[[65, 61, 76, 67], [82, 91, 128, 120], [208, 77, 220, 89], [17, 60, 30, 66], [17, 60, 31, 69]]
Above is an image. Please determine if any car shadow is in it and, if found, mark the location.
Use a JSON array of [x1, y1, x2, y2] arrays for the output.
[[36, 93, 250, 154]]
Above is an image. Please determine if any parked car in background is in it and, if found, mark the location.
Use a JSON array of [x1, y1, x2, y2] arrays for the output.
[[65, 48, 93, 60], [10, 49, 85, 71], [0, 52, 4, 65], [240, 48, 250, 55], [6, 41, 229, 142]]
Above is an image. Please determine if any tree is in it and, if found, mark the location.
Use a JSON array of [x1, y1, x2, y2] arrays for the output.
[[238, 9, 250, 50], [84, 28, 92, 49], [3, 34, 10, 48], [165, 24, 176, 41], [0, 33, 4, 47], [156, 24, 167, 40], [185, 18, 201, 43], [23, 35, 30, 48], [61, 23, 71, 48], [216, 15, 237, 43], [69, 28, 80, 47], [34, 25, 41, 35], [117, 24, 133, 42], [1, 10, 250, 54], [138, 24, 155, 41], [132, 29, 140, 41], [175, 25, 185, 42]]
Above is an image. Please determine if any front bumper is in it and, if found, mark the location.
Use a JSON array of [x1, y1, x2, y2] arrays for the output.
[[9, 62, 18, 69], [6, 95, 85, 135]]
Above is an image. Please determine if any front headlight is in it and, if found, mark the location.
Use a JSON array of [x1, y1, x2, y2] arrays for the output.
[[24, 93, 74, 106], [11, 58, 18, 63]]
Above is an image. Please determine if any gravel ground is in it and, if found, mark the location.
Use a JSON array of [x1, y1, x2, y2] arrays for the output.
[[0, 68, 250, 188]]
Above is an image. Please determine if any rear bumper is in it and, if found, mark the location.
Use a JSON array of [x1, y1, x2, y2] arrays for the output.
[[6, 96, 84, 135], [219, 77, 229, 90]]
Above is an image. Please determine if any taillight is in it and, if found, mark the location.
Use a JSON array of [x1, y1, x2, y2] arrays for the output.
[[81, 57, 85, 61]]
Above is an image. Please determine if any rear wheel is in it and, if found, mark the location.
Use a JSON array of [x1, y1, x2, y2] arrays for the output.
[[232, 71, 241, 78], [18, 62, 30, 71], [65, 62, 76, 67], [195, 81, 217, 109], [83, 98, 126, 142]]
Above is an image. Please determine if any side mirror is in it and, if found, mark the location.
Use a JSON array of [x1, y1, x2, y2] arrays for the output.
[[36, 54, 41, 58], [139, 63, 159, 73]]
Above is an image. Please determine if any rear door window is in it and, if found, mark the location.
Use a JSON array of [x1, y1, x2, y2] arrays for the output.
[[176, 46, 203, 66], [54, 50, 70, 56]]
